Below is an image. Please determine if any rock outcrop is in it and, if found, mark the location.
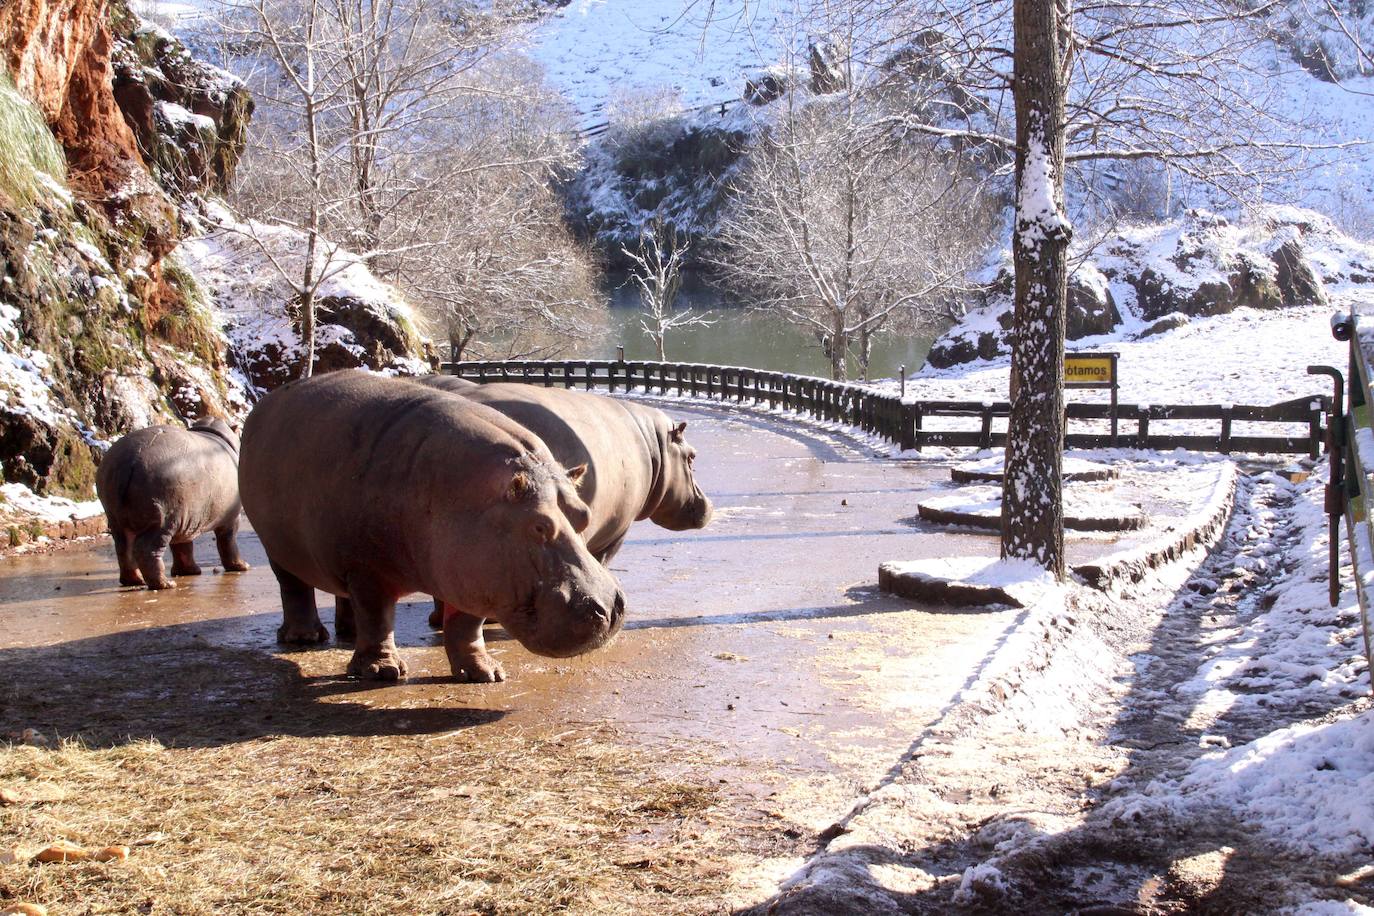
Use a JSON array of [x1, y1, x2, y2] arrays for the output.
[[0, 0, 423, 498], [925, 208, 1358, 369], [566, 106, 752, 268]]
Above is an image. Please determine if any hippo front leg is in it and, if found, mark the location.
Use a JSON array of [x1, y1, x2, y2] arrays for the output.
[[214, 521, 250, 573], [170, 541, 201, 577], [271, 559, 329, 644], [134, 529, 175, 590], [346, 580, 407, 682], [112, 529, 144, 587], [427, 600, 443, 630], [442, 605, 505, 683]]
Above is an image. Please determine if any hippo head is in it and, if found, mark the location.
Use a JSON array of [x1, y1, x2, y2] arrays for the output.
[[189, 416, 240, 454], [477, 454, 626, 657], [647, 417, 713, 531]]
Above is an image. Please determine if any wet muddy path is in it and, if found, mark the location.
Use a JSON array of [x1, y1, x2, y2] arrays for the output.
[[0, 403, 1164, 911]]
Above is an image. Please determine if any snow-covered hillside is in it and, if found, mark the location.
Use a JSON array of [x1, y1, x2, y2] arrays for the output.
[[524, 0, 788, 124]]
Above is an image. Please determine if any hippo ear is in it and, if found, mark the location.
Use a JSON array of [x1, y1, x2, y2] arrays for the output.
[[506, 471, 533, 501], [670, 421, 687, 443], [565, 464, 588, 488]]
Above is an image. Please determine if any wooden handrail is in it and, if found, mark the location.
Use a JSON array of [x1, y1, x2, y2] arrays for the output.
[[440, 359, 1330, 457]]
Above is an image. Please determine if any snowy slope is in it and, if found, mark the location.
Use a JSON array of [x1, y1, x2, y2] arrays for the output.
[[523, 0, 788, 124]]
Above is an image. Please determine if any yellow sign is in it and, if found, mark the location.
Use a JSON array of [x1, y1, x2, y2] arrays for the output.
[[1065, 355, 1115, 386]]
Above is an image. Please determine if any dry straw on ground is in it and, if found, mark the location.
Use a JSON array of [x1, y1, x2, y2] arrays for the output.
[[1, 727, 797, 915]]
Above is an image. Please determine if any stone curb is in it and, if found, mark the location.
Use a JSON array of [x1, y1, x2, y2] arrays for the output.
[[1072, 462, 1239, 591], [915, 502, 1148, 533], [877, 563, 1028, 607], [950, 465, 1121, 484], [882, 462, 1239, 607]]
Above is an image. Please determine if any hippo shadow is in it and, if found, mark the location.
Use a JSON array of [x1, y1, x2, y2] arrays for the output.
[[0, 611, 504, 749]]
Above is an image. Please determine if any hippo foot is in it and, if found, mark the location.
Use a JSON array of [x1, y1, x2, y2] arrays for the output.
[[119, 573, 146, 587], [277, 621, 330, 645], [427, 606, 443, 629], [171, 565, 202, 577], [347, 649, 408, 682], [447, 649, 505, 683], [223, 560, 250, 573], [145, 578, 175, 591]]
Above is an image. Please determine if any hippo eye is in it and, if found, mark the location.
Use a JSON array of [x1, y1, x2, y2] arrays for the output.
[[531, 518, 554, 543]]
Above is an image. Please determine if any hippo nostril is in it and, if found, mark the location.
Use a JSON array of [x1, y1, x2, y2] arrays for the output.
[[611, 590, 626, 624]]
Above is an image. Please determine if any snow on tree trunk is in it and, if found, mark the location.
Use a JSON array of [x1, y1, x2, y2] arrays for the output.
[[1002, 0, 1072, 578]]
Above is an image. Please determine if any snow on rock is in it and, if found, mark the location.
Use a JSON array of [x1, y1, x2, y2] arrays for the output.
[[178, 207, 429, 394], [896, 298, 1353, 420], [926, 207, 1374, 370], [0, 483, 102, 524]]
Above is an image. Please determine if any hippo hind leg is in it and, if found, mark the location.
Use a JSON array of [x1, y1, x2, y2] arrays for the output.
[[443, 606, 504, 683], [214, 521, 250, 573], [334, 596, 356, 643], [170, 541, 201, 577], [113, 528, 144, 587], [345, 579, 407, 682], [134, 529, 175, 590], [272, 559, 329, 645]]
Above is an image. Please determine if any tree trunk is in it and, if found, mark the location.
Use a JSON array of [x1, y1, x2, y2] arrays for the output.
[[656, 333, 666, 361], [1001, 0, 1072, 577], [830, 313, 848, 381], [300, 288, 317, 379], [857, 320, 873, 382]]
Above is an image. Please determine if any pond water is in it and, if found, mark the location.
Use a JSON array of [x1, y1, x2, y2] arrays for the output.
[[578, 279, 935, 380]]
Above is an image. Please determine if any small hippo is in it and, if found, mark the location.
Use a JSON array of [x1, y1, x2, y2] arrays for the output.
[[95, 417, 249, 590], [239, 370, 626, 682], [407, 377, 712, 682]]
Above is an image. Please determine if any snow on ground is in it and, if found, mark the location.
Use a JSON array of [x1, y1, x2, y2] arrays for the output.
[[0, 484, 102, 524], [893, 301, 1351, 411], [1098, 470, 1371, 861]]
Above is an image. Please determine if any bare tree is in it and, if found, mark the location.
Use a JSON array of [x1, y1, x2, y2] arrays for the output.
[[219, 0, 601, 368], [622, 221, 713, 361], [714, 71, 993, 381], [712, 0, 1357, 572], [221, 0, 355, 378]]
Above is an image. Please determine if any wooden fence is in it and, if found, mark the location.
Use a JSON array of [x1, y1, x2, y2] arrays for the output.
[[443, 359, 1332, 458]]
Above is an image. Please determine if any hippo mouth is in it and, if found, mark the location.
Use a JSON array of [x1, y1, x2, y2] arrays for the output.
[[500, 589, 625, 659]]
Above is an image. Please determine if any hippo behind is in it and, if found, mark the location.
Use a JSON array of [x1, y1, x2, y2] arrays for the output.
[[95, 416, 249, 590], [414, 377, 712, 681], [239, 370, 626, 681]]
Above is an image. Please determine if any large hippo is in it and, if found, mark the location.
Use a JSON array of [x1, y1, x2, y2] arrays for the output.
[[239, 370, 626, 681], [408, 377, 712, 682], [96, 417, 249, 590]]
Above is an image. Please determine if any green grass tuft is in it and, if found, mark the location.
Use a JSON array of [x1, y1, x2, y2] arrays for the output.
[[0, 73, 69, 210]]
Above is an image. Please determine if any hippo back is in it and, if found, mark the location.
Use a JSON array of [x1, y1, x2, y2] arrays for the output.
[[419, 379, 710, 549], [241, 371, 558, 599], [96, 423, 241, 535]]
